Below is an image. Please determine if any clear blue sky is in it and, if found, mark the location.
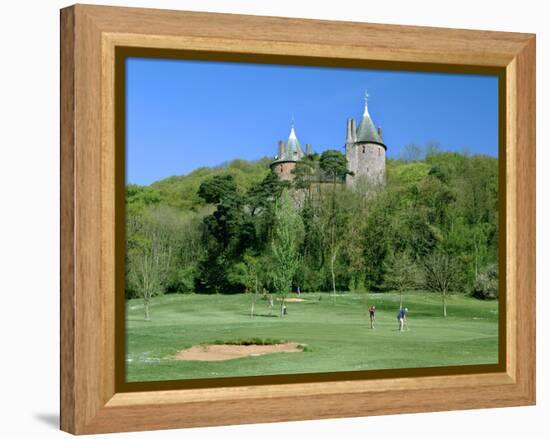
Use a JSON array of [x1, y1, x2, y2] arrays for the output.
[[126, 57, 498, 185]]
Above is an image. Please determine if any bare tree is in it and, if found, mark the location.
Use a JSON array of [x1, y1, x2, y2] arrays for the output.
[[384, 251, 420, 308], [423, 251, 457, 317], [319, 150, 350, 301], [271, 190, 303, 317], [241, 254, 261, 318], [127, 209, 174, 320]]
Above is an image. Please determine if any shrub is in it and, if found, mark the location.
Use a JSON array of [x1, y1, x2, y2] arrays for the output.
[[165, 266, 196, 294], [471, 264, 498, 300]]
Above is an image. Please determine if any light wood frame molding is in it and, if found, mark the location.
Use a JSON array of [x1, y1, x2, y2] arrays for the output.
[[60, 4, 536, 435]]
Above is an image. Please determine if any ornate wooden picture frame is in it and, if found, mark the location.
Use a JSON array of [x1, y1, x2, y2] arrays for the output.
[[60, 4, 535, 434]]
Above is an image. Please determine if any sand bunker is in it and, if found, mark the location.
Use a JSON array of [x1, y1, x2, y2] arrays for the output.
[[277, 297, 306, 302], [169, 342, 303, 361]]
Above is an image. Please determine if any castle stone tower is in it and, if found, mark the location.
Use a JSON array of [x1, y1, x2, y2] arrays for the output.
[[270, 124, 305, 181], [345, 94, 386, 187]]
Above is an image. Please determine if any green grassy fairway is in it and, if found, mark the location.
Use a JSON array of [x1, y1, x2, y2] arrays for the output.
[[126, 292, 498, 382]]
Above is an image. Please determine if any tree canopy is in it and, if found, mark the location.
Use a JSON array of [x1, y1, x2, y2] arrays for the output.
[[126, 149, 499, 317]]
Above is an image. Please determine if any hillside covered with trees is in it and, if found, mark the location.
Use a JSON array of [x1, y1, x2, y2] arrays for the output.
[[126, 147, 499, 319]]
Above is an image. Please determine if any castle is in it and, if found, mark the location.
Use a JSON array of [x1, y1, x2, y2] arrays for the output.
[[270, 94, 386, 187]]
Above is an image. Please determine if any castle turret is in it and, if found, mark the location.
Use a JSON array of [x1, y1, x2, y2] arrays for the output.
[[270, 124, 306, 181], [345, 93, 386, 187]]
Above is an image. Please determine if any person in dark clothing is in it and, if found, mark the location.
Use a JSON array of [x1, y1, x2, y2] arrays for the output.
[[397, 307, 408, 332], [368, 305, 376, 329]]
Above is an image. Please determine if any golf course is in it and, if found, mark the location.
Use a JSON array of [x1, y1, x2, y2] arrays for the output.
[[126, 291, 499, 382]]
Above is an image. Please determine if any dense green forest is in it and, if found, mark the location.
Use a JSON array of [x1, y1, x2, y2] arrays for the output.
[[126, 147, 499, 319]]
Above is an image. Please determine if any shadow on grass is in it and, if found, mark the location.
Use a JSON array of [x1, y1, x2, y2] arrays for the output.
[[238, 312, 280, 318]]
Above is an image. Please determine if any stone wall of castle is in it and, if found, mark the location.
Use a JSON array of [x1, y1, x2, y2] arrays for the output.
[[346, 142, 386, 187], [272, 162, 297, 181]]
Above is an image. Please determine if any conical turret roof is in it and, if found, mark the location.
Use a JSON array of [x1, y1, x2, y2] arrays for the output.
[[356, 94, 385, 147], [285, 126, 304, 159], [273, 125, 305, 163]]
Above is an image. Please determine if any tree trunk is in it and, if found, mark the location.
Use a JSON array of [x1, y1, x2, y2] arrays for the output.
[[280, 296, 285, 317], [251, 276, 258, 318], [144, 299, 150, 321], [331, 177, 337, 303], [473, 237, 479, 280], [331, 252, 337, 302], [400, 291, 403, 309], [442, 290, 447, 317]]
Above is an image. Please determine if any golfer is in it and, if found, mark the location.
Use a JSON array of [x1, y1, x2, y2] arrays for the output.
[[368, 305, 376, 329], [397, 307, 408, 332]]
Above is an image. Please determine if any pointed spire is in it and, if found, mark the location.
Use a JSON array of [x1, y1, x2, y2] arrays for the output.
[[356, 91, 385, 147], [272, 120, 305, 163], [286, 120, 304, 160], [289, 126, 298, 140], [289, 115, 298, 139], [363, 91, 371, 117]]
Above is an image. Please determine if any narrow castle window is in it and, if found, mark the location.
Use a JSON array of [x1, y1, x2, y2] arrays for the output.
[[362, 145, 365, 153]]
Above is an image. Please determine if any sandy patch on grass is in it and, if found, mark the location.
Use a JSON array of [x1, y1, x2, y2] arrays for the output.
[[169, 342, 303, 361], [276, 297, 306, 302]]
